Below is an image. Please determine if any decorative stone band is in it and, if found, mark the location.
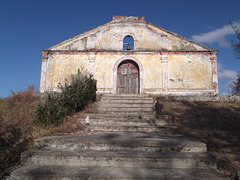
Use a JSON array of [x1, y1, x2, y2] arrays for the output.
[[40, 50, 214, 56]]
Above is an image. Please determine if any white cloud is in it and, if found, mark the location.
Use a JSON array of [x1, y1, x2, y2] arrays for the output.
[[192, 22, 240, 47], [218, 70, 238, 79], [217, 62, 223, 72], [218, 62, 238, 80]]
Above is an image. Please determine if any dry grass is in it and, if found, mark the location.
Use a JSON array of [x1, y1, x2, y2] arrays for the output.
[[158, 98, 240, 178], [0, 86, 84, 178]]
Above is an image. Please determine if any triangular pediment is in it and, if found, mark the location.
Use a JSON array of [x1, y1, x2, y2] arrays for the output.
[[46, 16, 216, 52]]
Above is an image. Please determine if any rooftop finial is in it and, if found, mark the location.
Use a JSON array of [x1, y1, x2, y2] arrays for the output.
[[112, 16, 145, 22]]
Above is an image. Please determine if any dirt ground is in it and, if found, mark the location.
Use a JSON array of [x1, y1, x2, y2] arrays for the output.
[[158, 98, 240, 179]]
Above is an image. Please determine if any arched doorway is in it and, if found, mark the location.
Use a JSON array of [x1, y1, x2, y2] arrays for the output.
[[117, 60, 139, 94]]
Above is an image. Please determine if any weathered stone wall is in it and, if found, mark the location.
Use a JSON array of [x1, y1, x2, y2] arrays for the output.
[[49, 16, 208, 52], [41, 53, 89, 92], [40, 16, 218, 96], [40, 51, 215, 95], [168, 53, 212, 90]]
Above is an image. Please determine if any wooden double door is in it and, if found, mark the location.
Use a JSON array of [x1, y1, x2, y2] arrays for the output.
[[117, 60, 139, 94]]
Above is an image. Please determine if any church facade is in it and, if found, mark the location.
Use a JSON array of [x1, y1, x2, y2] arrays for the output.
[[40, 16, 219, 96]]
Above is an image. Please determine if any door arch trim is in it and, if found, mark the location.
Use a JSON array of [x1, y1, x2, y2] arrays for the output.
[[113, 56, 143, 94]]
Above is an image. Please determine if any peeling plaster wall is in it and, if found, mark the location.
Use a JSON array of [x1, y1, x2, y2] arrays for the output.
[[40, 16, 218, 96], [134, 54, 162, 89], [44, 54, 89, 90], [94, 54, 116, 92], [42, 53, 164, 93], [168, 53, 212, 90], [41, 51, 215, 95], [94, 53, 163, 93], [50, 21, 207, 52]]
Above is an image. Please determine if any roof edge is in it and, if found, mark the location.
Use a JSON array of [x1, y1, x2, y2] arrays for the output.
[[146, 21, 219, 52], [41, 49, 217, 54], [46, 21, 114, 50]]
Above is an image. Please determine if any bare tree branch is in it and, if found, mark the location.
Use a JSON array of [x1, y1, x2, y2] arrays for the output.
[[230, 20, 240, 60]]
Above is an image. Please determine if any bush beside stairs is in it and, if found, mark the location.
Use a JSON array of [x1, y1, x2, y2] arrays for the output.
[[10, 94, 228, 179]]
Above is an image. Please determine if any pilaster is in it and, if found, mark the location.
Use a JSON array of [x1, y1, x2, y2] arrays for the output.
[[40, 50, 48, 93], [210, 53, 219, 95], [161, 53, 168, 94], [89, 52, 96, 75], [161, 35, 168, 50]]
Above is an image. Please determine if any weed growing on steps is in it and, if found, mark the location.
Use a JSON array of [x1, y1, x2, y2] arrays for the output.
[[35, 72, 96, 126]]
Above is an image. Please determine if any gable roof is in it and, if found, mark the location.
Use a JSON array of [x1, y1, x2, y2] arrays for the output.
[[44, 16, 218, 53], [148, 21, 217, 52]]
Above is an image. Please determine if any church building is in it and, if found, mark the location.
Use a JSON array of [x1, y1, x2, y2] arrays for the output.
[[40, 16, 219, 96]]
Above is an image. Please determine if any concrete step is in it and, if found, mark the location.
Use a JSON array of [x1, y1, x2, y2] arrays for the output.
[[10, 165, 229, 180], [100, 99, 154, 104], [97, 94, 156, 120], [21, 149, 216, 169], [34, 132, 207, 153], [78, 113, 155, 120], [101, 94, 153, 99], [97, 110, 154, 116], [103, 94, 150, 97], [77, 118, 170, 126], [98, 107, 154, 112], [78, 113, 172, 121], [84, 125, 176, 133], [99, 94, 154, 104], [96, 112, 155, 118], [98, 102, 154, 108]]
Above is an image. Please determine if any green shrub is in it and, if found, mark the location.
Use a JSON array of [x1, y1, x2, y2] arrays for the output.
[[35, 73, 96, 126]]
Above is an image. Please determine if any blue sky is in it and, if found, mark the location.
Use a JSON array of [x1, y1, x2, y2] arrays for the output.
[[0, 0, 240, 97]]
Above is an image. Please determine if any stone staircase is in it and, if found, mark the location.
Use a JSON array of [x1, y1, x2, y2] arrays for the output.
[[9, 94, 228, 179], [98, 94, 155, 115], [81, 94, 175, 133]]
